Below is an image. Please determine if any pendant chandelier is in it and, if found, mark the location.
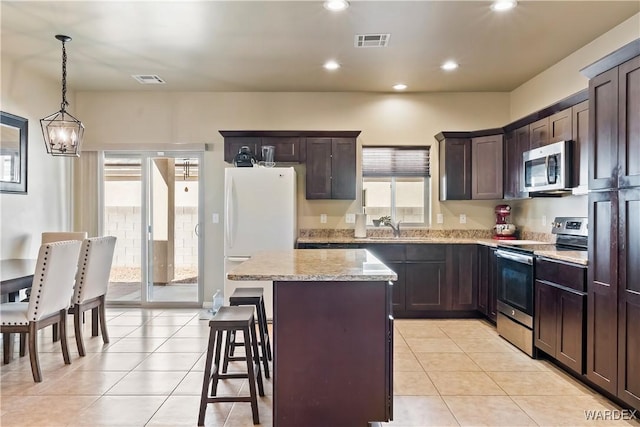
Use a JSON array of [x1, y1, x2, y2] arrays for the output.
[[40, 35, 84, 157]]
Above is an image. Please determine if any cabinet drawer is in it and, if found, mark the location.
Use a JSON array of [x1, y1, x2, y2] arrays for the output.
[[535, 258, 586, 292], [366, 244, 405, 262], [406, 244, 446, 261]]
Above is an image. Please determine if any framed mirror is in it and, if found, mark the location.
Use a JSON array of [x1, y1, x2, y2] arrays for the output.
[[0, 111, 28, 194]]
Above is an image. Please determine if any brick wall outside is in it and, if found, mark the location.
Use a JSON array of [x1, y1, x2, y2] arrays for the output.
[[105, 206, 198, 268]]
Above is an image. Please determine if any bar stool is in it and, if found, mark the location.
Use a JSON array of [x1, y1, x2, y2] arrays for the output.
[[224, 287, 272, 379], [198, 306, 264, 426]]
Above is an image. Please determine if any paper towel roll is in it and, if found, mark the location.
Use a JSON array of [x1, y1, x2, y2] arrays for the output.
[[354, 213, 367, 238]]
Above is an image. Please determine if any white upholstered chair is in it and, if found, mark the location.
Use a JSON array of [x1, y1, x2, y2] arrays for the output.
[[1, 240, 82, 382], [71, 236, 116, 356], [41, 231, 88, 244]]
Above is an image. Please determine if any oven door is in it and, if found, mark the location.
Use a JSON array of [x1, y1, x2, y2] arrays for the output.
[[496, 249, 534, 321]]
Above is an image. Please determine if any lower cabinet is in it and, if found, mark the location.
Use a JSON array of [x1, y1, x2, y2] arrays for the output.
[[534, 258, 587, 375], [448, 245, 478, 311], [477, 246, 498, 322], [405, 262, 447, 311]]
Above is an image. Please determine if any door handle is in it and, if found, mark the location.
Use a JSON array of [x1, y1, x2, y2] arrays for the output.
[[195, 223, 200, 237]]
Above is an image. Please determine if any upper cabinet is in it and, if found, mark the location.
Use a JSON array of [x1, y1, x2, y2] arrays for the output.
[[223, 136, 262, 163], [549, 108, 573, 143], [471, 134, 503, 200], [586, 55, 640, 190], [529, 117, 549, 148], [504, 125, 530, 200], [437, 132, 503, 201], [438, 137, 471, 200], [220, 131, 308, 164], [572, 100, 590, 192], [306, 137, 357, 200]]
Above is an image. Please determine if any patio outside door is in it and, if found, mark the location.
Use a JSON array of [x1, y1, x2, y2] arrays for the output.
[[102, 152, 203, 306]]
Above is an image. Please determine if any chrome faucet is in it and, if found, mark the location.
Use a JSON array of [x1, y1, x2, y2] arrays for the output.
[[383, 218, 401, 238]]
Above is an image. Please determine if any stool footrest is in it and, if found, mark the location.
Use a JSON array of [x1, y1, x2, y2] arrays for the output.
[[203, 396, 254, 404]]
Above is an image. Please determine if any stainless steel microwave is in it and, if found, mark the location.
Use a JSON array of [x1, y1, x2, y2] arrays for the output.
[[523, 140, 574, 193]]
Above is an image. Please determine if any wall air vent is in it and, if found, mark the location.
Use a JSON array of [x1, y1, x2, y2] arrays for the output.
[[132, 74, 166, 84], [354, 34, 390, 48]]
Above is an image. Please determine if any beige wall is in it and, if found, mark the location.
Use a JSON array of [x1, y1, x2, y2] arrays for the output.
[[0, 59, 74, 259]]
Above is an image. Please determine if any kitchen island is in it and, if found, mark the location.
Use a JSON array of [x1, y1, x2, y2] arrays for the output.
[[227, 249, 397, 427]]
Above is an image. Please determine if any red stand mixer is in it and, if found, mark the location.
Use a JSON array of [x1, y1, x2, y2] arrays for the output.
[[493, 204, 517, 240]]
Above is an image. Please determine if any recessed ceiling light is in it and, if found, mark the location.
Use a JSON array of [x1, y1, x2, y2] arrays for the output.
[[441, 61, 459, 71], [324, 0, 349, 12], [393, 84, 407, 91], [491, 0, 517, 12], [323, 60, 340, 71]]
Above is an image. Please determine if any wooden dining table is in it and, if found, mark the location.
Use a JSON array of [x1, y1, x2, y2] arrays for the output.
[[1, 258, 37, 301]]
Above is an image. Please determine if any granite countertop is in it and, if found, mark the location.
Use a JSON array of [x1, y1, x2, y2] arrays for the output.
[[297, 235, 588, 266], [226, 249, 398, 282]]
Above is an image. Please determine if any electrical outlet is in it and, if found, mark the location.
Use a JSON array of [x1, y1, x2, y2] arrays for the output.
[[459, 214, 467, 224], [212, 213, 219, 224], [542, 215, 547, 226], [436, 213, 444, 224], [345, 213, 355, 224], [320, 214, 327, 224]]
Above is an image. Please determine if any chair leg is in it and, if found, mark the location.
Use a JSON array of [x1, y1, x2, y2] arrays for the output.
[[92, 307, 99, 337], [99, 296, 110, 343], [28, 323, 42, 382], [3, 332, 13, 364], [244, 325, 260, 425], [52, 323, 59, 342], [19, 333, 26, 357], [198, 326, 217, 426], [74, 305, 86, 357], [59, 309, 71, 365]]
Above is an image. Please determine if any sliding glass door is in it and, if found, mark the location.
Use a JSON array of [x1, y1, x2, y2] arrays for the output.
[[102, 152, 203, 306]]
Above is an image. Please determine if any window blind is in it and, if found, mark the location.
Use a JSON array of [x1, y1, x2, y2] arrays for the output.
[[362, 146, 430, 177]]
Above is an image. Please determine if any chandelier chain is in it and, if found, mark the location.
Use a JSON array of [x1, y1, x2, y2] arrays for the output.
[[61, 40, 69, 112]]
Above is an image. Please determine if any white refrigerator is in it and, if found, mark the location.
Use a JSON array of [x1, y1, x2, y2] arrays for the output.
[[223, 167, 297, 319]]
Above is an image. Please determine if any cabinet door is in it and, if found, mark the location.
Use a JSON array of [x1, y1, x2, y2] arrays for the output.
[[618, 188, 640, 408], [439, 138, 471, 200], [587, 190, 618, 394], [331, 138, 356, 200], [224, 136, 261, 163], [305, 138, 332, 199], [534, 280, 558, 356], [589, 67, 619, 190], [262, 137, 301, 163], [529, 117, 549, 148], [471, 135, 503, 200], [488, 248, 498, 322], [572, 100, 589, 191], [405, 262, 448, 311], [556, 289, 585, 375], [477, 245, 489, 316], [388, 262, 406, 313], [549, 108, 572, 143], [618, 56, 640, 188], [449, 245, 478, 310]]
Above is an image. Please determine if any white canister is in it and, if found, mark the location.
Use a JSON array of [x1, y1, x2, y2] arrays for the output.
[[354, 213, 367, 238]]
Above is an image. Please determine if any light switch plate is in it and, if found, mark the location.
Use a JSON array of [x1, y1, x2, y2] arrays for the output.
[[459, 214, 467, 224], [542, 215, 547, 226], [212, 213, 219, 224], [345, 213, 355, 224], [320, 214, 327, 224], [436, 213, 444, 224]]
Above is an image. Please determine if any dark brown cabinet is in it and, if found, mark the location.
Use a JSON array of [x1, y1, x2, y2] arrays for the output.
[[529, 117, 549, 148], [477, 245, 498, 322], [549, 108, 573, 143], [534, 258, 586, 375], [504, 125, 530, 200], [261, 136, 303, 163], [366, 245, 406, 314], [305, 137, 356, 200], [405, 245, 448, 312], [223, 136, 262, 163], [582, 45, 640, 409], [439, 138, 471, 200], [448, 245, 478, 310], [471, 135, 504, 199], [617, 188, 640, 409], [572, 100, 590, 190]]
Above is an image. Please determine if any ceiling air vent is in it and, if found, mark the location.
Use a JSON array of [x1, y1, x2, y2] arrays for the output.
[[132, 74, 166, 84], [354, 34, 390, 48]]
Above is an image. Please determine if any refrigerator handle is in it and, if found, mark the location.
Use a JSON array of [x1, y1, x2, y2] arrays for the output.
[[225, 175, 233, 248], [227, 256, 251, 262]]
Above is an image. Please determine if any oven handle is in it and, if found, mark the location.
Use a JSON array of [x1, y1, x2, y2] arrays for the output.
[[496, 250, 533, 265]]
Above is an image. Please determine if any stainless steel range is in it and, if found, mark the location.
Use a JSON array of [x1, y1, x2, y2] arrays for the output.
[[496, 217, 588, 357]]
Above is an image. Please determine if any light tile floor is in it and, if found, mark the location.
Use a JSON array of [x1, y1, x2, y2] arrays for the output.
[[1, 309, 638, 427]]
